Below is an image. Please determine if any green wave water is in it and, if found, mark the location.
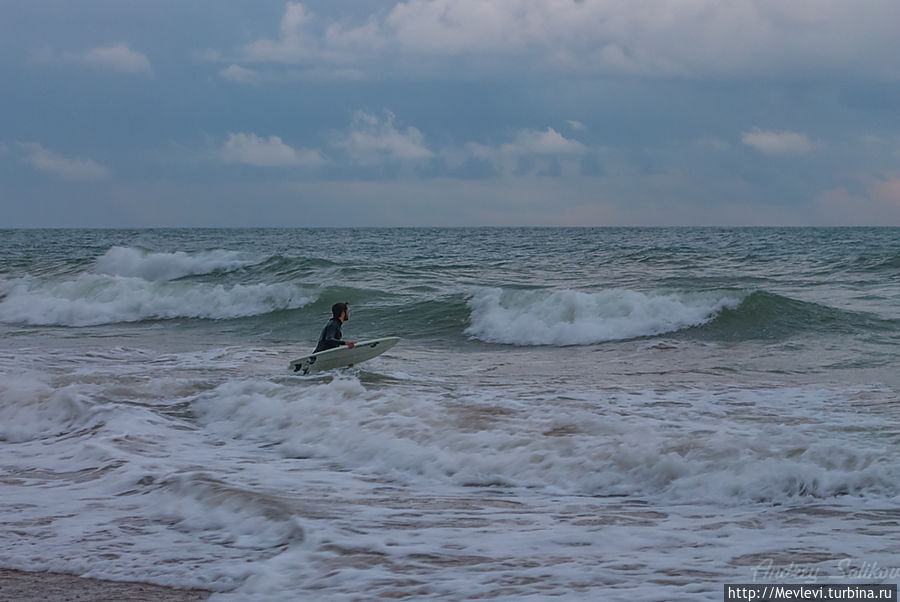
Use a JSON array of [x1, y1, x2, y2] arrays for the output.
[[2, 228, 897, 339]]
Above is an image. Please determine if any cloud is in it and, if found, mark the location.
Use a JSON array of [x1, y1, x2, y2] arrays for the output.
[[19, 143, 111, 181], [222, 133, 324, 167], [242, 3, 318, 64], [816, 174, 900, 225], [220, 64, 261, 85], [335, 111, 434, 165], [446, 127, 589, 175], [247, 2, 388, 61], [221, 64, 365, 84], [66, 44, 153, 75], [567, 120, 586, 131], [329, 112, 588, 174], [382, 0, 900, 78], [500, 128, 587, 156], [233, 1, 900, 80], [741, 128, 818, 155], [216, 114, 587, 175]]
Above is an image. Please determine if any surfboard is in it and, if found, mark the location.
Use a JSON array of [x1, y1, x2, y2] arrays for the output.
[[289, 337, 400, 375]]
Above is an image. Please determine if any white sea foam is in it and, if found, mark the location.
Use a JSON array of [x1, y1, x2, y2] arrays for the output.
[[465, 287, 744, 345], [0, 371, 311, 592], [0, 376, 106, 443], [94, 246, 258, 281], [154, 472, 306, 550], [0, 275, 318, 326], [191, 377, 899, 504], [3, 363, 898, 599]]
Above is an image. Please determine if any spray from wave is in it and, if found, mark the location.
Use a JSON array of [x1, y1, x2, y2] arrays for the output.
[[465, 287, 744, 345]]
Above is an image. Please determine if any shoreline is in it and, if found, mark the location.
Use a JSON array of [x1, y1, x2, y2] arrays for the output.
[[0, 569, 212, 602]]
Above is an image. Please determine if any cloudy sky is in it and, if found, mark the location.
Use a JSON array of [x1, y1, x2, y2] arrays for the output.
[[2, 0, 900, 227]]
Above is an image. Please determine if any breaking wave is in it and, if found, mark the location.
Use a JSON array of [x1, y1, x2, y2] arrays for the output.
[[94, 246, 259, 281], [0, 274, 317, 326], [465, 287, 744, 345]]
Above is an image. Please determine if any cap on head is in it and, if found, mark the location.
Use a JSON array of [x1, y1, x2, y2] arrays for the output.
[[331, 302, 349, 319]]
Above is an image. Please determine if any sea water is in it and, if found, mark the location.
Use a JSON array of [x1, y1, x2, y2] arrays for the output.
[[1, 228, 898, 600]]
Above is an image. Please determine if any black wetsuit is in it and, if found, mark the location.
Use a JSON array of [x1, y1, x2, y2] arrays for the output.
[[314, 317, 346, 353]]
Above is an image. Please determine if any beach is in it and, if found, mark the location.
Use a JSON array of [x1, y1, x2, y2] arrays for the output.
[[0, 569, 210, 602]]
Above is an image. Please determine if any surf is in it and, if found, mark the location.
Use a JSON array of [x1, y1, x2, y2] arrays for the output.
[[464, 286, 745, 345], [0, 274, 319, 326], [94, 246, 261, 281]]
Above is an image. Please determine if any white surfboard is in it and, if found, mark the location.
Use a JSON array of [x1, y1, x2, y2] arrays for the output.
[[289, 337, 400, 375]]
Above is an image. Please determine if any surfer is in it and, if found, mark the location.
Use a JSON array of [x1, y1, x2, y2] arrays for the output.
[[313, 302, 356, 353]]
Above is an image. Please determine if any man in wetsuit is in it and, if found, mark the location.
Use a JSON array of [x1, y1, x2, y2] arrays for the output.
[[314, 302, 356, 353]]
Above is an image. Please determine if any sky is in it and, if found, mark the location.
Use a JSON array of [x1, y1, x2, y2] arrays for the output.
[[2, 0, 900, 227]]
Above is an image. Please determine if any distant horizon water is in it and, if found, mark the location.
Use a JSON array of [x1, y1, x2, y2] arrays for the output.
[[6, 224, 900, 230]]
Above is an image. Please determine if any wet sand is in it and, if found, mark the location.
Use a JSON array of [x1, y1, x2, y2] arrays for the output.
[[0, 569, 211, 602]]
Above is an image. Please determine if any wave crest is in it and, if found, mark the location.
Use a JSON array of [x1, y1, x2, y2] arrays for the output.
[[94, 246, 258, 281], [0, 274, 318, 326], [465, 287, 744, 345]]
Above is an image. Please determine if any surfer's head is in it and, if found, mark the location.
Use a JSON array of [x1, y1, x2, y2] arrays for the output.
[[332, 302, 349, 322]]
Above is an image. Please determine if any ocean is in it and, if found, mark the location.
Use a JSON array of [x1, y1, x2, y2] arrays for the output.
[[1, 227, 898, 600]]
